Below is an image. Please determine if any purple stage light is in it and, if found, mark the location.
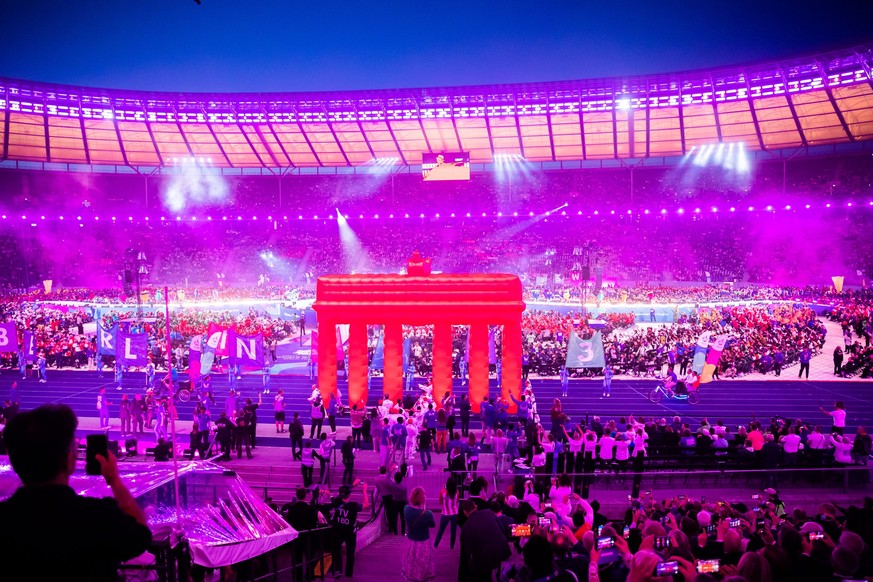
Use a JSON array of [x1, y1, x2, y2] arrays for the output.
[[112, 216, 116, 221], [253, 216, 258, 220], [40, 215, 45, 220], [594, 211, 599, 215], [514, 212, 519, 217], [266, 215, 272, 220], [359, 214, 364, 219], [283, 216, 288, 220], [644, 209, 650, 214], [191, 217, 197, 221], [497, 212, 503, 217], [748, 206, 754, 211], [626, 210, 632, 215], [529, 211, 534, 216], [374, 214, 379, 219], [299, 215, 303, 219], [677, 208, 685, 214], [77, 216, 82, 220], [482, 212, 487, 217], [176, 216, 181, 221], [451, 213, 456, 218], [711, 207, 718, 213], [404, 213, 410, 218], [848, 202, 853, 207], [805, 204, 811, 209], [694, 208, 701, 213], [467, 212, 472, 217], [237, 216, 242, 220], [20, 215, 25, 220], [560, 210, 566, 216], [419, 213, 424, 218], [389, 214, 394, 218], [730, 207, 736, 212], [435, 213, 440, 218], [610, 210, 615, 215], [59, 216, 64, 220], [826, 204, 831, 208], [577, 210, 582, 215], [785, 205, 791, 210], [661, 209, 667, 214], [314, 215, 319, 219], [128, 216, 133, 221], [1, 215, 6, 219], [765, 205, 773, 211]]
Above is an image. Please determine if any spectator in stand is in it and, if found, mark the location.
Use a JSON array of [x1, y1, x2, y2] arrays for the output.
[[401, 486, 436, 582], [0, 404, 152, 580]]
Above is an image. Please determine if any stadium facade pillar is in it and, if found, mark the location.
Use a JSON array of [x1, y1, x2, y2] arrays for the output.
[[383, 322, 403, 403], [317, 322, 337, 404], [432, 322, 453, 407], [347, 322, 368, 409], [501, 320, 522, 413], [468, 322, 489, 413]]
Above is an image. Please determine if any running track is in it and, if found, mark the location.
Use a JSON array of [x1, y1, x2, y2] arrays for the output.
[[4, 370, 873, 438]]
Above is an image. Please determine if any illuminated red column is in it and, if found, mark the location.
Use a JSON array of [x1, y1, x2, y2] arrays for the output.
[[432, 322, 453, 407], [383, 322, 403, 404], [501, 320, 522, 413], [348, 322, 368, 409], [468, 321, 489, 413], [317, 321, 337, 405]]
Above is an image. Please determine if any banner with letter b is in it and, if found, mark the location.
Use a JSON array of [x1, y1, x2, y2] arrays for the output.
[[0, 322, 17, 353], [565, 331, 605, 369]]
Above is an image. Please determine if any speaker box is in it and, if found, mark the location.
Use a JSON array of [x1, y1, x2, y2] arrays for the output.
[[581, 266, 591, 280], [125, 438, 138, 457], [108, 440, 120, 457]]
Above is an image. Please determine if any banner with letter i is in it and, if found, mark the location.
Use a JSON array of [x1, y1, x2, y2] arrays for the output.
[[0, 322, 17, 353], [23, 330, 38, 362]]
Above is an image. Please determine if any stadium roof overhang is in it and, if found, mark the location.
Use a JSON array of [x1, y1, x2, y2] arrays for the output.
[[1, 44, 871, 169]]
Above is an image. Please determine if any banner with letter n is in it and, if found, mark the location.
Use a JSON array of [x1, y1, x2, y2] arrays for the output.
[[96, 324, 117, 356], [228, 330, 265, 367], [116, 329, 149, 367], [0, 321, 17, 353], [565, 331, 605, 369], [23, 330, 37, 362]]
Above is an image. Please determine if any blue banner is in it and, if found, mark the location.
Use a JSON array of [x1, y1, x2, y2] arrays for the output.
[[228, 329, 265, 367], [23, 330, 37, 362], [371, 334, 384, 370], [97, 324, 117, 356], [116, 329, 149, 367], [488, 327, 497, 365], [565, 331, 606, 369], [402, 337, 412, 369]]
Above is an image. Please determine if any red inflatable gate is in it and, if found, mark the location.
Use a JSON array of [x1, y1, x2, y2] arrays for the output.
[[312, 273, 525, 413]]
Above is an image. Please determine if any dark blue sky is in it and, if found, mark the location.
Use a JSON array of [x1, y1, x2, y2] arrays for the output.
[[2, 1, 871, 93]]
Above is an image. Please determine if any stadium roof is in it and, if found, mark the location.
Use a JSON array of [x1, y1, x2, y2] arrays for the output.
[[1, 45, 872, 170]]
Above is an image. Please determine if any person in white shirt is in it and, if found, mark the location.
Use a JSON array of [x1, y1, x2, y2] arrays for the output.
[[806, 426, 827, 450], [632, 428, 648, 458], [548, 474, 574, 519], [598, 432, 616, 463], [831, 434, 854, 465], [821, 401, 847, 436], [614, 433, 630, 472], [780, 427, 802, 466]]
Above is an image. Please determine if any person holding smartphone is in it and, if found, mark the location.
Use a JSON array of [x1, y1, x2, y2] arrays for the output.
[[0, 404, 151, 581]]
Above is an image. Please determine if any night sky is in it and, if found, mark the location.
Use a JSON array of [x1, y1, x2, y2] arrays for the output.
[[1, 0, 871, 93]]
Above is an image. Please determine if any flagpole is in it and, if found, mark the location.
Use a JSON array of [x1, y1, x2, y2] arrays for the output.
[[164, 286, 181, 525]]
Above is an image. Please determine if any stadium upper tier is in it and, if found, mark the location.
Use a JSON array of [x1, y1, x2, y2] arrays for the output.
[[1, 45, 872, 169]]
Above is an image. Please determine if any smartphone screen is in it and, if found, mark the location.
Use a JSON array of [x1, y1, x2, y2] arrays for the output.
[[655, 561, 679, 576], [697, 559, 720, 574], [538, 517, 551, 527], [677, 495, 686, 501], [596, 536, 615, 550], [756, 518, 766, 531], [511, 524, 531, 537], [654, 536, 671, 549], [807, 531, 825, 541], [729, 519, 741, 528], [623, 525, 630, 539], [597, 525, 604, 535], [85, 434, 108, 476]]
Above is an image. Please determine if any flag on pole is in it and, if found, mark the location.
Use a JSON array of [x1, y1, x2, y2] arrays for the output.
[[700, 334, 731, 384], [228, 330, 265, 367], [188, 335, 202, 383], [96, 324, 117, 356], [371, 334, 385, 370]]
